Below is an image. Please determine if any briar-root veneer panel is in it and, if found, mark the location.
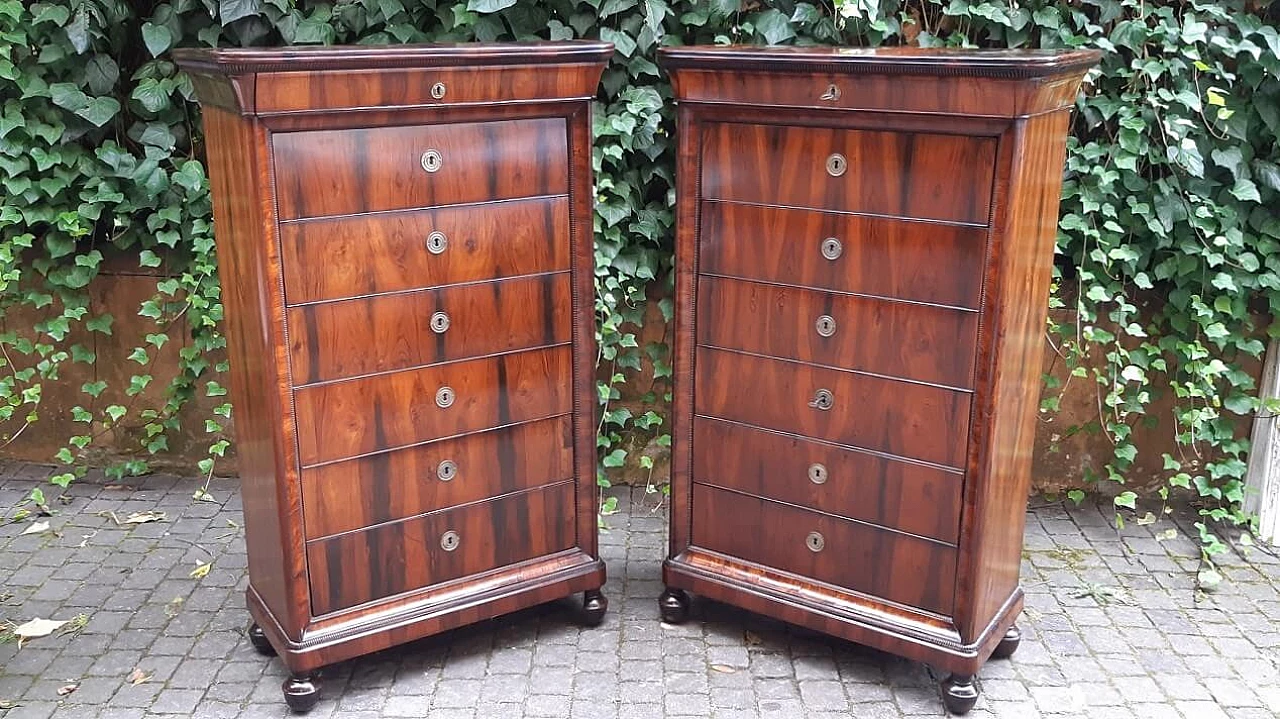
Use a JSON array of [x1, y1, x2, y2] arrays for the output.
[[287, 273, 571, 384], [279, 196, 568, 304], [699, 201, 987, 309], [696, 276, 979, 389], [693, 417, 962, 544], [691, 484, 957, 616], [307, 481, 577, 615], [701, 123, 997, 224], [272, 118, 568, 219], [293, 346, 572, 466], [695, 348, 972, 468], [301, 417, 574, 538]]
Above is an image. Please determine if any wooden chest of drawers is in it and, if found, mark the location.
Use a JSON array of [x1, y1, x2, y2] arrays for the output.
[[174, 42, 612, 711], [657, 46, 1098, 715]]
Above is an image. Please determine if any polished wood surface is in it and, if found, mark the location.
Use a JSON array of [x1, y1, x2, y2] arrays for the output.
[[287, 273, 571, 384], [273, 118, 568, 219], [280, 196, 568, 304], [695, 348, 972, 468], [177, 43, 611, 691], [692, 485, 957, 615], [694, 417, 962, 544], [302, 417, 574, 538], [660, 48, 1097, 705], [307, 482, 577, 615], [701, 123, 997, 224], [696, 276, 979, 388], [699, 201, 986, 309]]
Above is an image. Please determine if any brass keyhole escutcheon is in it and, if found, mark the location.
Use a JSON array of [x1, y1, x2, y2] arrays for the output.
[[815, 315, 836, 338], [430, 82, 447, 100], [808, 463, 828, 485], [437, 459, 457, 482], [826, 153, 847, 177], [820, 84, 841, 101], [421, 149, 443, 173], [806, 531, 826, 552], [430, 311, 451, 334], [440, 530, 460, 551], [808, 388, 834, 411], [427, 231, 448, 255], [820, 237, 842, 261], [435, 386, 455, 408]]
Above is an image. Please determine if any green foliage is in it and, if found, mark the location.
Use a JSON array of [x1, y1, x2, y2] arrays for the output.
[[0, 0, 1276, 552]]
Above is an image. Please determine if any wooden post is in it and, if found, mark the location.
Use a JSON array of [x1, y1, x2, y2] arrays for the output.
[[1246, 338, 1280, 545]]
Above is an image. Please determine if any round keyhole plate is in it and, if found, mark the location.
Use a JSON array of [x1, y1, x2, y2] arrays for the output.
[[427, 231, 448, 255], [826, 153, 847, 177], [810, 388, 833, 411], [821, 237, 843, 261], [430, 311, 450, 334], [421, 149, 443, 173], [440, 530, 460, 551], [437, 459, 457, 482], [430, 82, 447, 100], [435, 386, 455, 408], [808, 463, 828, 485], [816, 315, 836, 338], [806, 531, 826, 552]]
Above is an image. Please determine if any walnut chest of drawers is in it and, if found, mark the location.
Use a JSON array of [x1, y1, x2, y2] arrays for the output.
[[656, 46, 1099, 714], [174, 42, 612, 711]]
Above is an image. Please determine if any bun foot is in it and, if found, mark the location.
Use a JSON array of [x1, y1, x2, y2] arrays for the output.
[[247, 622, 276, 656], [941, 674, 979, 715], [283, 674, 320, 713], [991, 625, 1021, 660], [659, 588, 690, 624], [582, 589, 608, 627]]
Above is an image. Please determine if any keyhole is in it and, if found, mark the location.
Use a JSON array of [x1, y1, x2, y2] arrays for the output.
[[820, 84, 841, 101], [437, 460, 457, 482], [826, 153, 847, 177], [430, 82, 447, 100], [440, 530, 460, 551], [808, 389, 833, 411], [815, 315, 836, 338], [427, 231, 448, 255], [808, 463, 828, 485], [806, 531, 826, 552], [421, 149, 442, 173], [430, 311, 450, 334], [436, 386, 455, 408], [821, 237, 842, 261]]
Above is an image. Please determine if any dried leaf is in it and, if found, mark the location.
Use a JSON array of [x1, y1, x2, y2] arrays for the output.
[[1135, 512, 1157, 526], [743, 630, 762, 646], [189, 562, 211, 579], [164, 597, 184, 617], [20, 521, 50, 536], [123, 511, 166, 525], [126, 668, 151, 686], [1155, 528, 1178, 541], [12, 618, 68, 647], [192, 488, 216, 503], [710, 664, 737, 673], [0, 699, 17, 710], [57, 683, 78, 696]]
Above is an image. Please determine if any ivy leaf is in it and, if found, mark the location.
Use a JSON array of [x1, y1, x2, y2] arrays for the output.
[[49, 83, 89, 111], [466, 0, 515, 12], [75, 97, 120, 127], [1251, 160, 1280, 192], [753, 9, 796, 44], [1113, 491, 1137, 510], [64, 8, 90, 53], [219, 0, 263, 25], [141, 23, 172, 57], [84, 56, 119, 95], [1230, 178, 1261, 203]]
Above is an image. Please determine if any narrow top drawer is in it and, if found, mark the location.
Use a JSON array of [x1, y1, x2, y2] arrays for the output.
[[701, 123, 996, 225], [273, 118, 567, 220]]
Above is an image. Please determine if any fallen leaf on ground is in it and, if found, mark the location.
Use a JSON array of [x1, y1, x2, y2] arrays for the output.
[[192, 488, 216, 503], [1155, 528, 1178, 541], [126, 668, 151, 686], [0, 699, 17, 709], [743, 630, 762, 646], [710, 664, 737, 673], [57, 683, 78, 696], [12, 618, 68, 647], [1135, 512, 1157, 525], [123, 511, 165, 525], [20, 521, 50, 536], [164, 597, 184, 617], [189, 562, 211, 579]]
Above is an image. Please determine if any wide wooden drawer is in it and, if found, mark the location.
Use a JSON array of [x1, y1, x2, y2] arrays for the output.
[[694, 417, 961, 544], [307, 481, 577, 615], [696, 276, 978, 389], [273, 118, 568, 220], [287, 273, 571, 385], [302, 417, 575, 539], [692, 484, 956, 616], [695, 348, 971, 468], [294, 345, 572, 466], [280, 196, 569, 305], [701, 122, 996, 225], [699, 201, 987, 309]]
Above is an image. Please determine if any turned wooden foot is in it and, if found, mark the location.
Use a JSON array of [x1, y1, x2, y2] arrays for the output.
[[247, 622, 276, 656], [991, 625, 1021, 660], [582, 589, 608, 627], [283, 673, 320, 713], [658, 588, 690, 624], [941, 674, 979, 715]]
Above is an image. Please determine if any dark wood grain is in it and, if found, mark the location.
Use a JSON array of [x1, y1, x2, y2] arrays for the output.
[[287, 273, 571, 384], [692, 484, 957, 615], [695, 347, 972, 468], [302, 416, 574, 538], [696, 276, 979, 388], [693, 417, 962, 544], [272, 118, 567, 220], [701, 122, 997, 224], [279, 196, 568, 305], [699, 200, 987, 309], [307, 481, 577, 615]]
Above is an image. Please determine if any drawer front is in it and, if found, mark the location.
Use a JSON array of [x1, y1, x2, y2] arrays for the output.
[[294, 345, 572, 466], [287, 273, 571, 385], [701, 123, 996, 224], [694, 417, 961, 544], [695, 348, 971, 468], [692, 484, 956, 616], [699, 201, 987, 309], [302, 417, 575, 539], [307, 481, 577, 615], [273, 118, 568, 220], [696, 276, 978, 389], [280, 196, 569, 304]]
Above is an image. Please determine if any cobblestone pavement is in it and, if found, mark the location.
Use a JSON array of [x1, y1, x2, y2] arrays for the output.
[[1, 462, 1279, 719]]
